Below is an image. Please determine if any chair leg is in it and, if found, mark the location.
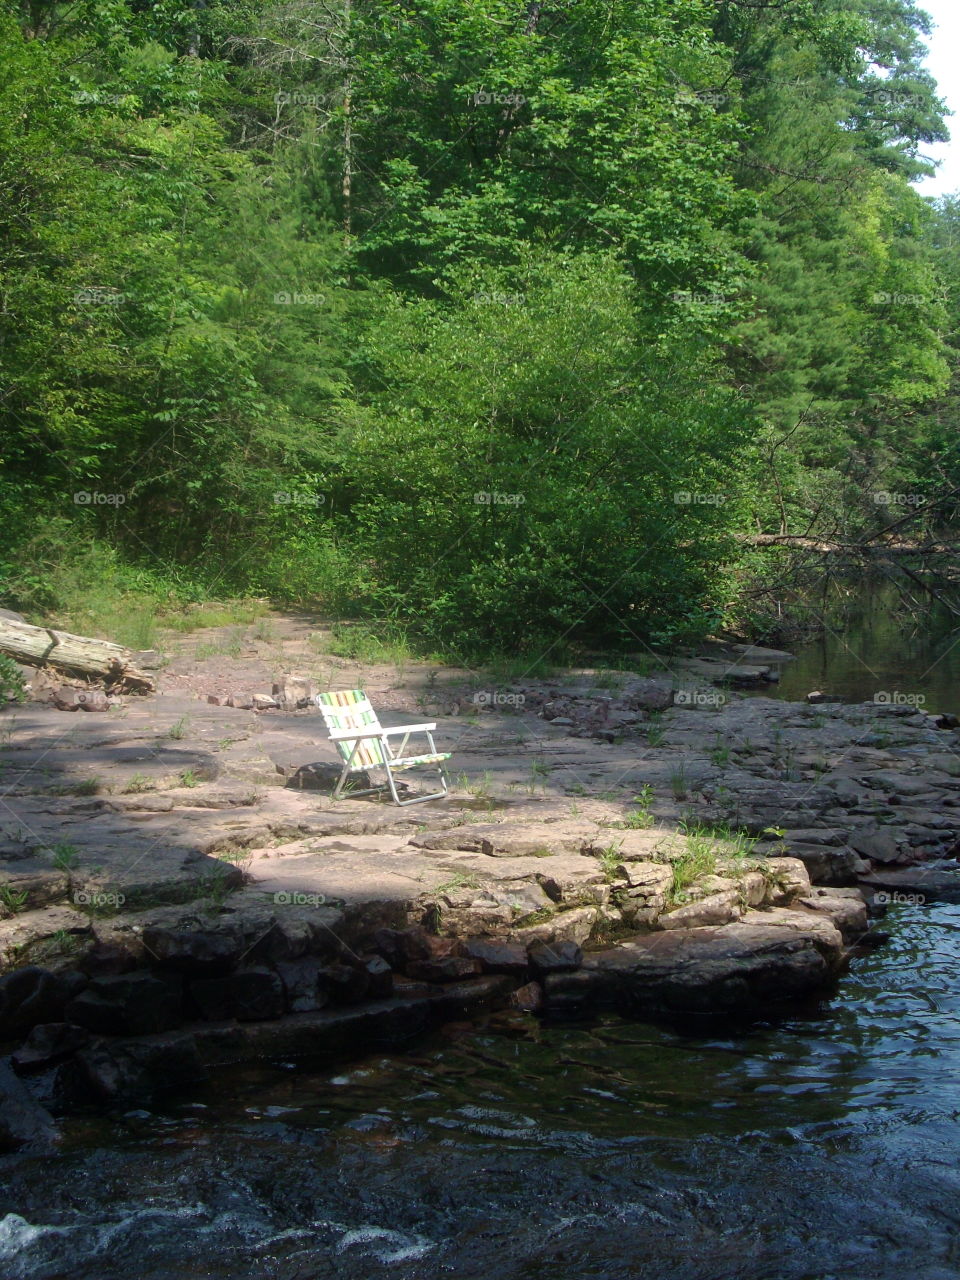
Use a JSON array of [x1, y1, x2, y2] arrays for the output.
[[332, 764, 351, 799], [387, 762, 449, 806], [332, 767, 388, 801]]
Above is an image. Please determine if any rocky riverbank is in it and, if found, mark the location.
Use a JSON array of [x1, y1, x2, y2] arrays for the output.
[[2, 614, 960, 1147]]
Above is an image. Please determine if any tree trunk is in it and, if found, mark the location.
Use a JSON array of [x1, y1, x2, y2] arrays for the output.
[[0, 619, 155, 692]]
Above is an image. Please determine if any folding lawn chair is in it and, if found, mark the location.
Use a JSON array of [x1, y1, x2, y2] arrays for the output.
[[315, 689, 450, 806]]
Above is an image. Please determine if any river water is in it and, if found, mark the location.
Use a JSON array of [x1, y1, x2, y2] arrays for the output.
[[2, 903, 959, 1280], [761, 577, 960, 712]]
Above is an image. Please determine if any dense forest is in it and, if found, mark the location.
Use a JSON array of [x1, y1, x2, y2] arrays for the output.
[[2, 0, 959, 659]]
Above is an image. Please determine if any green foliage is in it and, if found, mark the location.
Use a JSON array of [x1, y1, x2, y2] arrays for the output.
[[341, 251, 754, 653], [0, 0, 957, 657], [0, 656, 26, 705]]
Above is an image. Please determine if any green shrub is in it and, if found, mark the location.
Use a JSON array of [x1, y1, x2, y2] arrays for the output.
[[0, 655, 26, 704]]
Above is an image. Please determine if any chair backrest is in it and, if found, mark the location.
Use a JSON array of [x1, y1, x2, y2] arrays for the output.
[[315, 690, 386, 767]]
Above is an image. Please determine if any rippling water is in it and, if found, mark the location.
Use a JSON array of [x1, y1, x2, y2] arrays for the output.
[[3, 904, 960, 1280]]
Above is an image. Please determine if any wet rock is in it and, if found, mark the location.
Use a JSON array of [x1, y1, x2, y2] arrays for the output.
[[510, 981, 544, 1012], [190, 996, 442, 1064], [189, 967, 285, 1021], [141, 921, 244, 975], [588, 921, 834, 1015], [428, 974, 514, 1018], [660, 890, 741, 930], [11, 1022, 92, 1073], [319, 961, 371, 1005], [542, 968, 608, 1012], [275, 957, 329, 1012], [66, 972, 183, 1035], [391, 977, 434, 999], [732, 643, 795, 662], [407, 956, 482, 983], [528, 940, 583, 975], [0, 967, 70, 1040], [860, 864, 960, 903], [71, 1033, 206, 1104], [0, 1061, 58, 1150], [363, 955, 394, 998], [462, 938, 529, 977]]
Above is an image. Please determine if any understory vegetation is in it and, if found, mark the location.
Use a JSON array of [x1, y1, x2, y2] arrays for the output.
[[2, 0, 959, 659]]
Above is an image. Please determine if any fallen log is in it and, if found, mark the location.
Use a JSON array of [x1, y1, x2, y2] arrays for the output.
[[0, 617, 155, 693]]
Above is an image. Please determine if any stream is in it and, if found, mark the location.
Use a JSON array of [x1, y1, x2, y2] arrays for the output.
[[2, 903, 959, 1280], [760, 577, 960, 711]]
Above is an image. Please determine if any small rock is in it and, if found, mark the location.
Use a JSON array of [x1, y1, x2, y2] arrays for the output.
[[363, 955, 394, 998], [51, 687, 109, 712], [848, 827, 903, 865], [0, 1061, 58, 1151], [71, 1034, 205, 1105], [510, 981, 544, 1012], [252, 694, 279, 710], [141, 923, 244, 975], [66, 972, 183, 1036], [78, 943, 138, 978], [272, 676, 316, 709], [319, 962, 371, 1005], [407, 956, 481, 983], [0, 968, 69, 1039], [12, 1023, 92, 1074], [660, 889, 741, 930], [796, 893, 869, 940], [528, 940, 583, 975], [275, 957, 329, 1012], [190, 967, 285, 1021], [462, 938, 529, 977]]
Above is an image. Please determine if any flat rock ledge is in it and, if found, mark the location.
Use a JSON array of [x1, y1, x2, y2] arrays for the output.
[[7, 680, 960, 1146]]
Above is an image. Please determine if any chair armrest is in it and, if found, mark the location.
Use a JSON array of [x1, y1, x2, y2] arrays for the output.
[[380, 722, 437, 735], [328, 727, 387, 742]]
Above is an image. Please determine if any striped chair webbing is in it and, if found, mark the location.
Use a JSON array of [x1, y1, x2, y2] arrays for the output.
[[316, 690, 386, 768]]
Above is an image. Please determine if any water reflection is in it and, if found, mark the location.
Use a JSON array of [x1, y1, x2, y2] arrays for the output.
[[758, 576, 960, 711]]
